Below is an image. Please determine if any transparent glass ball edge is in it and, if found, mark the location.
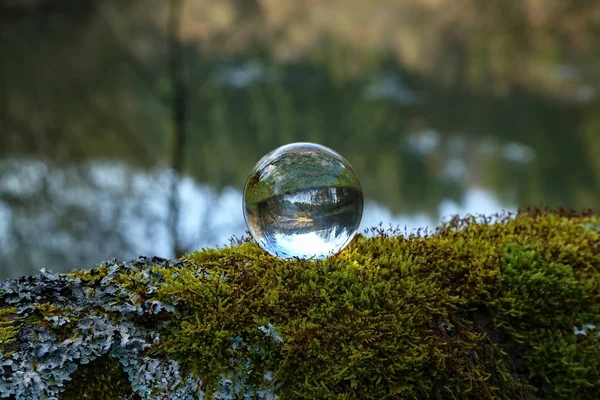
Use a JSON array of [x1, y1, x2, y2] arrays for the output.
[[243, 142, 364, 260]]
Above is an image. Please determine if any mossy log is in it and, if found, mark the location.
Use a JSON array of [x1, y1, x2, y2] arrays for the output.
[[1, 210, 599, 399]]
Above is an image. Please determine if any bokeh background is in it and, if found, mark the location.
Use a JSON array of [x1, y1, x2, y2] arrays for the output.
[[1, 0, 599, 279]]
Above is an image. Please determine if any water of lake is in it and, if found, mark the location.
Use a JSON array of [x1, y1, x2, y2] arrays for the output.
[[1, 1, 598, 279]]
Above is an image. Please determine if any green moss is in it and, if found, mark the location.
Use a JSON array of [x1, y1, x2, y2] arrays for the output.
[[70, 265, 109, 279], [1, 209, 599, 399], [0, 306, 20, 356], [151, 210, 599, 398], [62, 354, 140, 400]]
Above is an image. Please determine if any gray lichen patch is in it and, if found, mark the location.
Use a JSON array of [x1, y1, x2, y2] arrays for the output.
[[0, 257, 277, 399]]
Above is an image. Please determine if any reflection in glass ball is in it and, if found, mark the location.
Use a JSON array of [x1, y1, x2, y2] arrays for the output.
[[243, 142, 364, 259]]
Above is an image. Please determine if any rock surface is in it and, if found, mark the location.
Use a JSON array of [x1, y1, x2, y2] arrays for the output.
[[0, 210, 599, 399]]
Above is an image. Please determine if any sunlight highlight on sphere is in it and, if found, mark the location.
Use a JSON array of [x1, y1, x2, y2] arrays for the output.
[[243, 143, 364, 259]]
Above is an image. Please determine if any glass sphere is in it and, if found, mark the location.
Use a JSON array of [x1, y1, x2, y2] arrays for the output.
[[243, 142, 364, 259]]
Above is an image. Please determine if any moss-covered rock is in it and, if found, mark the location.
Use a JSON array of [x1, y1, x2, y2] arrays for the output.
[[1, 209, 599, 399]]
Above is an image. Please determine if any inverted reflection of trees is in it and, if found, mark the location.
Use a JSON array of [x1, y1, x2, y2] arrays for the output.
[[256, 187, 361, 236]]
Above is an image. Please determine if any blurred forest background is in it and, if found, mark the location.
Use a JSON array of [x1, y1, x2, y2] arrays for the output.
[[1, 0, 599, 279]]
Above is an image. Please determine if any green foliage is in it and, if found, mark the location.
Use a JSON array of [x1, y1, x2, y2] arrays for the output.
[[1, 209, 598, 399]]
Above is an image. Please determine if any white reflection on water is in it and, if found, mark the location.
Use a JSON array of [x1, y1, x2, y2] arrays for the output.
[[0, 201, 11, 251], [128, 170, 511, 257], [0, 159, 514, 277], [361, 189, 509, 235], [116, 175, 511, 258]]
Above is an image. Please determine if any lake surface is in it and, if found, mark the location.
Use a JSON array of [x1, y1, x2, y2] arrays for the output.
[[1, 1, 599, 279]]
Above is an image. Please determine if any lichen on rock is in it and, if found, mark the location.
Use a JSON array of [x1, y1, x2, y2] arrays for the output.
[[0, 258, 276, 399], [1, 209, 599, 399]]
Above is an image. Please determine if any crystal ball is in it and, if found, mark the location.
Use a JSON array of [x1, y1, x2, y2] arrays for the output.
[[243, 142, 364, 259]]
